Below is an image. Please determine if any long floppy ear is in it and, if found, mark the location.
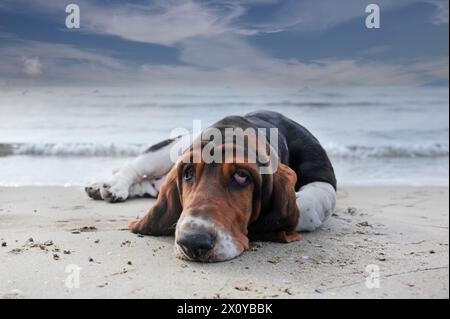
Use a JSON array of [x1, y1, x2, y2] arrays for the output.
[[248, 163, 300, 243], [128, 168, 182, 236]]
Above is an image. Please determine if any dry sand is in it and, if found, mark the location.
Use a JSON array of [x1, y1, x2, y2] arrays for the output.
[[0, 186, 448, 299]]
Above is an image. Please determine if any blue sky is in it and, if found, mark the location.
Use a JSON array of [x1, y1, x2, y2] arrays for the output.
[[0, 0, 448, 88]]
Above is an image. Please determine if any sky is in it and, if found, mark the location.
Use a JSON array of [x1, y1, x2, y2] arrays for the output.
[[0, 0, 448, 88]]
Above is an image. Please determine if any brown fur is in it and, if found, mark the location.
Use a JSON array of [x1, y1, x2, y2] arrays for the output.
[[128, 168, 182, 235], [129, 142, 301, 251]]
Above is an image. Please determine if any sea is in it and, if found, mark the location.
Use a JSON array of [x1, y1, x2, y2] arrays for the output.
[[0, 85, 448, 187]]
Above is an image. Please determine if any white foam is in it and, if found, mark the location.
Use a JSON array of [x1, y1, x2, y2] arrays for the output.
[[5, 143, 145, 157], [0, 142, 448, 159], [324, 142, 449, 159]]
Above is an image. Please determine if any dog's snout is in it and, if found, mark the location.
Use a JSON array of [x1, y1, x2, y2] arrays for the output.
[[176, 232, 215, 259]]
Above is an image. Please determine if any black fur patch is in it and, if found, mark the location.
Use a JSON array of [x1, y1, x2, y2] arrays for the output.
[[145, 137, 178, 153]]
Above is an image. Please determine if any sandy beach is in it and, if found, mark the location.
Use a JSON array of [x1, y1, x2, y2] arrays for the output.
[[0, 186, 448, 299]]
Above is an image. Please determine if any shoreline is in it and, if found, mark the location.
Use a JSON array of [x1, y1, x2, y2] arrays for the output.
[[1, 183, 449, 188], [0, 186, 448, 298]]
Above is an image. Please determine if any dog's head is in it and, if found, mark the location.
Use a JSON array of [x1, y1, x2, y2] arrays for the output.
[[129, 131, 300, 262]]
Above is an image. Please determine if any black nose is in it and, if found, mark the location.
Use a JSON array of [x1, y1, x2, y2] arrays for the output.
[[176, 232, 215, 260]]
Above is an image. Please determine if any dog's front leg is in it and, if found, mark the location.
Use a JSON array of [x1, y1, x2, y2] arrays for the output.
[[295, 182, 336, 232], [128, 175, 167, 199], [85, 135, 190, 202]]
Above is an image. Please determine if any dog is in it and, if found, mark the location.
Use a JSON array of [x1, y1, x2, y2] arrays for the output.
[[85, 111, 337, 262]]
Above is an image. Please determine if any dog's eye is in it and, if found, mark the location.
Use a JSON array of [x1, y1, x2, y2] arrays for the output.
[[232, 169, 250, 186], [183, 165, 195, 182]]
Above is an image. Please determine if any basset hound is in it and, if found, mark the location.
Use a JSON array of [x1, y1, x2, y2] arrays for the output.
[[86, 111, 337, 262]]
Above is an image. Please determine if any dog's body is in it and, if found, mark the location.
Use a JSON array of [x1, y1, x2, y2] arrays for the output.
[[86, 111, 337, 261]]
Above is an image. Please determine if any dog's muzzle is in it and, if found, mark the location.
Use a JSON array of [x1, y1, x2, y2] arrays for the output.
[[176, 232, 215, 260]]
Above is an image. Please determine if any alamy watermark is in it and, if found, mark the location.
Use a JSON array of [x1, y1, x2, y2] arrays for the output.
[[65, 4, 80, 29], [64, 3, 381, 30], [366, 4, 381, 29], [365, 264, 380, 289], [168, 120, 279, 174], [65, 264, 82, 289]]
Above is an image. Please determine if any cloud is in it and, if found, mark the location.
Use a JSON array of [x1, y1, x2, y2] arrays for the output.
[[404, 57, 450, 79], [1, 0, 448, 39], [0, 32, 447, 87], [18, 41, 123, 69], [179, 35, 265, 68], [172, 31, 448, 87], [0, 0, 447, 87], [0, 0, 242, 45], [3, 34, 446, 87], [0, 30, 14, 39], [428, 0, 449, 24], [81, 1, 234, 46], [231, 0, 449, 35], [47, 0, 447, 45], [140, 46, 449, 88], [0, 40, 125, 82], [21, 57, 44, 77]]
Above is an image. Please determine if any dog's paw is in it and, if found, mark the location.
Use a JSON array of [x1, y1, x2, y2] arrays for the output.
[[85, 183, 103, 200], [100, 183, 129, 203]]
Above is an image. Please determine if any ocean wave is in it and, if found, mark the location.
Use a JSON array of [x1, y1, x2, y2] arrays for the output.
[[324, 143, 449, 159], [0, 143, 145, 157], [124, 101, 382, 108], [0, 142, 448, 159], [265, 101, 381, 107]]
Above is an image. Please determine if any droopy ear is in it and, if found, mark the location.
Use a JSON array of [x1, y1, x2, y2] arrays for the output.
[[248, 163, 300, 243], [128, 168, 182, 236]]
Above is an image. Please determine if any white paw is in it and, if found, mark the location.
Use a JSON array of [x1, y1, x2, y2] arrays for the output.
[[100, 182, 129, 203], [296, 195, 325, 232], [295, 182, 336, 232]]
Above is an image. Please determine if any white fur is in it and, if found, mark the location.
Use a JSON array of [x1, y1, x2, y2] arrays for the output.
[[175, 215, 240, 261], [295, 182, 336, 232], [87, 134, 191, 202], [128, 175, 167, 198], [99, 146, 173, 200]]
